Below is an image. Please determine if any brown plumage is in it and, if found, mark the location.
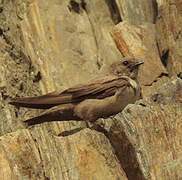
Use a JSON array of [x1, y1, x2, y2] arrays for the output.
[[9, 57, 143, 125]]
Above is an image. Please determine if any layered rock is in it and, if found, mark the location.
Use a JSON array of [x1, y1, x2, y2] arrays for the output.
[[0, 0, 182, 179]]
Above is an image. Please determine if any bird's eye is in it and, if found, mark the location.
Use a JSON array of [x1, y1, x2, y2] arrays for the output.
[[123, 61, 129, 66]]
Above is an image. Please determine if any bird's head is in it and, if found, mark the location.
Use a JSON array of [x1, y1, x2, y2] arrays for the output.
[[109, 57, 144, 79]]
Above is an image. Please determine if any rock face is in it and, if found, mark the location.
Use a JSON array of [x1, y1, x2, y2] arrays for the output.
[[156, 0, 182, 77], [0, 0, 182, 179], [107, 78, 182, 180]]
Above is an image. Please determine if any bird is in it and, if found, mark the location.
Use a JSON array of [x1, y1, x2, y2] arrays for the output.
[[9, 57, 144, 126]]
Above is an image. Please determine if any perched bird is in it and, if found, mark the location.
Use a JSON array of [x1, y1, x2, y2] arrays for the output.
[[9, 57, 144, 126]]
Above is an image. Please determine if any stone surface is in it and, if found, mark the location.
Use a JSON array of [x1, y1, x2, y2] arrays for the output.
[[0, 0, 41, 136], [0, 129, 43, 180], [20, 0, 123, 92], [115, 0, 158, 24], [0, 127, 127, 180], [156, 0, 182, 77], [0, 0, 126, 179], [102, 78, 182, 180], [1, 0, 182, 179]]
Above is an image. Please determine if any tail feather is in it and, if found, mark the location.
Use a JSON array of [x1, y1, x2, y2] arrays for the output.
[[24, 104, 82, 126]]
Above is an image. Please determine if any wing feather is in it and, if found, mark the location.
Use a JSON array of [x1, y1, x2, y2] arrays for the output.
[[9, 75, 130, 109]]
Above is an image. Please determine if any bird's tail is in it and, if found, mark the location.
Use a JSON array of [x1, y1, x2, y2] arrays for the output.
[[24, 104, 82, 126]]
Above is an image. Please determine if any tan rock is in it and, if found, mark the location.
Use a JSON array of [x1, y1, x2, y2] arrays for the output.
[[156, 0, 182, 76], [104, 78, 182, 180], [0, 129, 43, 180], [20, 0, 123, 93], [115, 0, 157, 24], [0, 151, 17, 180], [58, 128, 127, 180], [1, 0, 182, 179], [0, 127, 127, 179]]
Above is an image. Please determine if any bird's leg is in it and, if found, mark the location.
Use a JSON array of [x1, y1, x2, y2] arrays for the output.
[[85, 120, 95, 129], [85, 118, 106, 133]]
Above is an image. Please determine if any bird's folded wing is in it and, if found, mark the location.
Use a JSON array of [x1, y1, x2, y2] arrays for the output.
[[9, 75, 131, 109]]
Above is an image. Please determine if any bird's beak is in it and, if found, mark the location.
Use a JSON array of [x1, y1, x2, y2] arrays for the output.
[[133, 61, 144, 67]]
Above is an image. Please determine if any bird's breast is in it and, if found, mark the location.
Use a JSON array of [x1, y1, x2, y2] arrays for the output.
[[115, 79, 140, 108]]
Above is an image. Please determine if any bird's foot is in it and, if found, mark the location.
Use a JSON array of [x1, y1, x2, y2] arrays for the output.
[[85, 121, 95, 129]]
